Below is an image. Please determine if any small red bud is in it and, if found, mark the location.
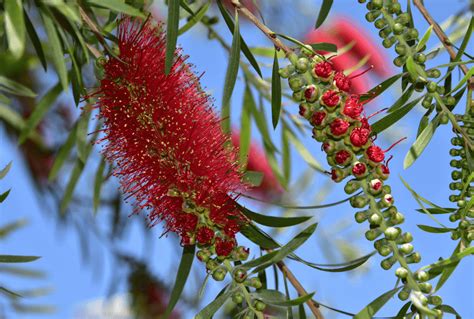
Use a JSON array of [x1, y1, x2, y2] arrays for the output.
[[321, 90, 340, 109], [350, 127, 370, 147], [352, 161, 367, 178], [313, 61, 333, 80], [299, 103, 312, 118], [311, 111, 327, 127], [334, 149, 352, 166], [196, 226, 214, 245], [334, 72, 351, 91], [366, 145, 385, 163], [330, 118, 350, 136], [304, 85, 319, 102], [215, 237, 235, 257], [343, 96, 364, 119]]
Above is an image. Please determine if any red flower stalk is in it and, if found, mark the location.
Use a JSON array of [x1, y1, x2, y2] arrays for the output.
[[95, 19, 247, 245]]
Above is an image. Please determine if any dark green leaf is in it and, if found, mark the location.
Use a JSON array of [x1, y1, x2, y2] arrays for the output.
[[0, 266, 45, 278], [19, 83, 62, 144], [216, 0, 262, 77], [163, 245, 195, 319], [417, 225, 453, 233], [240, 223, 279, 250], [281, 122, 291, 182], [178, 2, 210, 35], [60, 159, 86, 214], [360, 75, 402, 102], [435, 305, 461, 319], [252, 289, 315, 307], [416, 207, 455, 215], [86, 0, 144, 17], [353, 287, 401, 319], [0, 255, 40, 263], [293, 251, 375, 272], [76, 107, 92, 163], [0, 286, 21, 298], [404, 116, 440, 169], [0, 76, 36, 97], [24, 10, 47, 71], [48, 124, 78, 181], [0, 162, 12, 180], [5, 0, 26, 58], [40, 9, 68, 91], [242, 170, 263, 187], [221, 10, 241, 134], [310, 42, 337, 52], [93, 158, 106, 214], [299, 304, 307, 319], [387, 85, 415, 112], [238, 204, 312, 228], [0, 189, 10, 203], [271, 50, 282, 129], [371, 96, 421, 135], [314, 0, 333, 28], [435, 243, 462, 291], [195, 286, 234, 319], [394, 302, 411, 319], [165, 0, 180, 75]]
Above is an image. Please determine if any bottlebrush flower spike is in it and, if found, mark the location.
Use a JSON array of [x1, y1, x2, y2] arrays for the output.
[[94, 19, 247, 247]]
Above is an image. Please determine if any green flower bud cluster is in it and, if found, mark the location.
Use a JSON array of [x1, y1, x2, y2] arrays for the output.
[[449, 109, 474, 242], [281, 49, 442, 316], [229, 270, 266, 317], [360, 0, 454, 122]]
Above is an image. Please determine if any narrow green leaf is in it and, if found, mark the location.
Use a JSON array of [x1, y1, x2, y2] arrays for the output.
[[353, 287, 401, 319], [417, 225, 453, 233], [0, 219, 28, 238], [416, 25, 433, 51], [178, 2, 210, 35], [285, 130, 324, 172], [76, 108, 92, 163], [5, 0, 26, 58], [11, 303, 55, 314], [276, 33, 311, 51], [299, 304, 307, 319], [93, 158, 106, 214], [394, 302, 412, 319], [19, 83, 62, 144], [416, 207, 455, 215], [0, 266, 44, 278], [0, 76, 36, 97], [163, 245, 195, 319], [310, 42, 337, 52], [371, 96, 422, 134], [24, 10, 47, 71], [435, 243, 463, 292], [271, 50, 282, 129], [240, 223, 280, 250], [216, 0, 262, 77], [221, 10, 241, 133], [248, 91, 277, 152], [434, 305, 461, 319], [315, 0, 333, 28], [387, 85, 415, 112], [0, 255, 40, 263], [238, 204, 312, 228], [242, 170, 263, 187], [195, 287, 234, 319], [405, 56, 419, 81], [59, 159, 85, 214], [239, 86, 252, 167], [0, 286, 22, 298], [41, 10, 68, 91], [417, 115, 429, 137], [293, 251, 375, 272], [252, 289, 315, 307], [449, 66, 474, 93], [86, 0, 144, 17], [0, 162, 12, 180], [0, 190, 11, 203], [404, 116, 440, 169], [360, 74, 403, 102], [165, 0, 180, 75], [281, 122, 291, 182], [48, 124, 78, 181]]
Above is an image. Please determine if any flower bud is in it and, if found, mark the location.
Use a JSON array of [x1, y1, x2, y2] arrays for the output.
[[304, 85, 319, 103], [233, 268, 248, 283], [384, 227, 400, 240], [395, 267, 409, 279], [355, 211, 368, 223], [405, 252, 421, 264], [296, 57, 309, 73], [428, 295, 443, 306], [368, 179, 383, 195], [378, 245, 392, 256], [381, 256, 396, 270], [400, 243, 414, 254], [212, 267, 227, 281], [254, 300, 266, 311], [350, 195, 369, 208], [197, 249, 211, 262], [398, 288, 410, 301], [288, 75, 305, 91], [365, 228, 382, 241], [345, 180, 361, 194], [206, 259, 219, 272], [352, 162, 368, 179], [369, 213, 382, 225], [232, 292, 244, 304], [419, 282, 432, 293], [247, 277, 262, 289]]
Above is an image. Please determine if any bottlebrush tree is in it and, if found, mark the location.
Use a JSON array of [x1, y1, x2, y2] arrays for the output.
[[0, 1, 472, 319]]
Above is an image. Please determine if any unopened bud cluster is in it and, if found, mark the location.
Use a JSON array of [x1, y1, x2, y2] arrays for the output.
[[358, 0, 455, 123], [449, 107, 474, 242], [280, 49, 442, 316]]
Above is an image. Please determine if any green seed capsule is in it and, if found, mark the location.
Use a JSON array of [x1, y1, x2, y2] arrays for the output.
[[446, 96, 456, 106], [414, 53, 426, 63], [366, 228, 382, 241], [398, 289, 410, 301], [365, 12, 379, 22], [419, 282, 432, 293], [355, 211, 368, 223], [212, 267, 227, 281], [395, 267, 409, 279], [382, 37, 396, 48], [396, 13, 410, 25], [426, 81, 437, 93], [390, 3, 402, 14], [378, 245, 392, 256], [440, 113, 449, 125], [379, 27, 392, 39], [393, 23, 404, 35], [428, 295, 443, 306], [405, 252, 421, 264], [371, 0, 383, 9], [395, 43, 407, 55], [436, 86, 445, 95], [427, 69, 441, 78], [232, 292, 244, 304], [374, 18, 387, 29], [288, 75, 304, 91], [296, 57, 309, 73], [393, 56, 406, 67], [381, 257, 396, 270], [384, 227, 400, 240], [400, 243, 414, 254], [254, 300, 266, 312]]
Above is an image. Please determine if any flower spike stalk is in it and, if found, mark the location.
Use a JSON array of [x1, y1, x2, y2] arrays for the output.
[[279, 50, 444, 317]]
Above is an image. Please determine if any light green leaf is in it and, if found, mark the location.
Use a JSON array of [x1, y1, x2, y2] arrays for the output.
[[310, 42, 337, 52], [178, 2, 210, 35], [0, 162, 12, 180], [252, 289, 315, 307], [285, 130, 324, 173], [404, 116, 440, 169], [19, 83, 62, 144], [86, 0, 144, 18], [360, 74, 402, 102], [0, 266, 45, 278], [0, 76, 36, 97], [48, 124, 78, 181], [417, 225, 453, 233], [163, 245, 195, 319], [416, 25, 433, 51], [195, 286, 234, 319], [242, 170, 263, 187], [239, 86, 252, 167], [5, 0, 26, 58], [0, 219, 28, 238]]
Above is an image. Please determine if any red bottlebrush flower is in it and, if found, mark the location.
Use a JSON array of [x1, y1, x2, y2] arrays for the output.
[[352, 162, 367, 176], [95, 19, 247, 244], [311, 111, 326, 126], [321, 90, 340, 108], [350, 127, 370, 147], [335, 150, 351, 165], [231, 132, 283, 199], [215, 237, 235, 257], [334, 72, 351, 92], [313, 61, 333, 79], [196, 227, 214, 244], [330, 118, 350, 136], [343, 96, 364, 119], [366, 145, 385, 163]]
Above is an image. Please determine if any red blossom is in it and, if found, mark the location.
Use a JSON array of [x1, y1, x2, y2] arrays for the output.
[[366, 145, 385, 163], [352, 162, 367, 176], [330, 118, 350, 136], [95, 19, 247, 243], [343, 96, 364, 119], [350, 127, 370, 147], [322, 90, 340, 107], [311, 111, 326, 126], [314, 61, 333, 79], [196, 227, 214, 244], [334, 72, 351, 91], [215, 237, 235, 256], [335, 150, 351, 165]]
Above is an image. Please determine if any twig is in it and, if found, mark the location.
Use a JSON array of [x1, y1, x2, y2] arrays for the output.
[[413, 0, 470, 78], [79, 6, 105, 59], [230, 0, 293, 56], [276, 260, 325, 319]]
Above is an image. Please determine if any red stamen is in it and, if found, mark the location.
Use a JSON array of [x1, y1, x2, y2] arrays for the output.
[[348, 65, 374, 79], [384, 137, 407, 153]]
